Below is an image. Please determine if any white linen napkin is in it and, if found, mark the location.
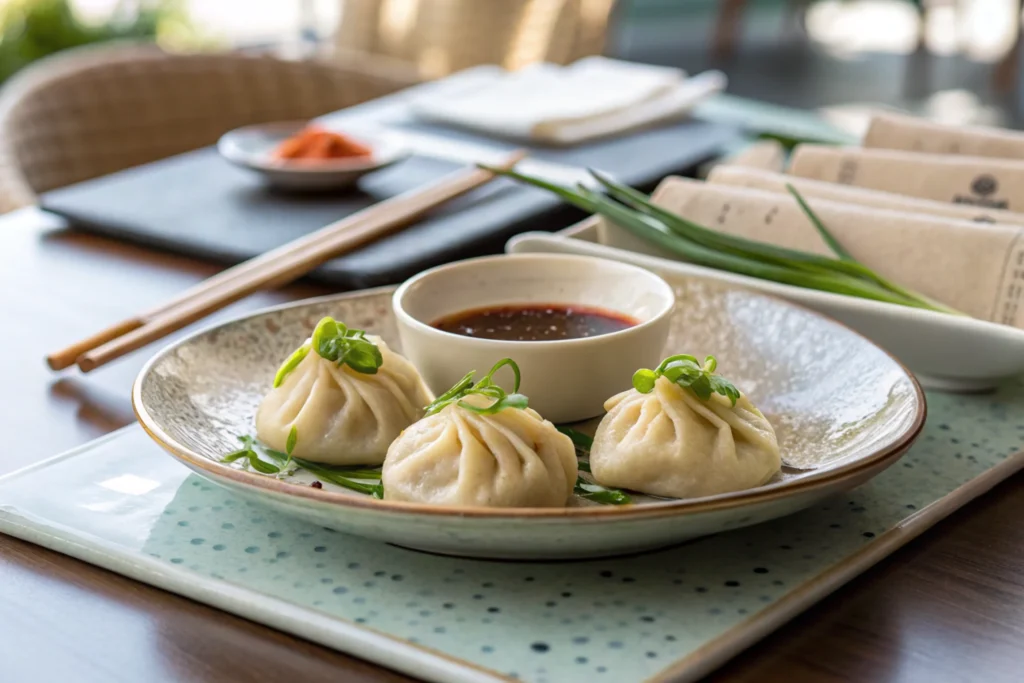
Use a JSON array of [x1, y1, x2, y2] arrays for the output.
[[409, 57, 727, 145]]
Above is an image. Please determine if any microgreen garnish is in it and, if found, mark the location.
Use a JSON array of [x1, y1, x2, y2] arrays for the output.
[[574, 480, 631, 505], [291, 458, 384, 498], [555, 426, 630, 504], [223, 434, 282, 474], [424, 358, 529, 417], [754, 130, 840, 151], [273, 344, 311, 387], [273, 317, 383, 387], [225, 419, 626, 506], [311, 317, 382, 372], [224, 434, 384, 497], [556, 425, 594, 452], [284, 425, 298, 469], [247, 455, 282, 474], [633, 354, 740, 406], [286, 426, 298, 456]]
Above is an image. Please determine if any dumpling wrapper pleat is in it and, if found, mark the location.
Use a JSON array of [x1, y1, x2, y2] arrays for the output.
[[591, 376, 780, 498], [256, 336, 432, 465], [382, 394, 577, 508]]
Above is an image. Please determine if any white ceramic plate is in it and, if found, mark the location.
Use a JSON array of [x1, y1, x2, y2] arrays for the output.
[[217, 121, 409, 191], [507, 219, 1024, 393], [133, 284, 924, 560]]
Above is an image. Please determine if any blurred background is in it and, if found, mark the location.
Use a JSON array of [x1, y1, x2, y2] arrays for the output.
[[1, 0, 1021, 127]]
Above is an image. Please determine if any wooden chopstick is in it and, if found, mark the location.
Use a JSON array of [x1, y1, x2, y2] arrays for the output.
[[48, 150, 525, 373]]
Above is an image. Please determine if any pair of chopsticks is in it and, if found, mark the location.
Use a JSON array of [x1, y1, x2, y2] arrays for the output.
[[47, 150, 527, 373]]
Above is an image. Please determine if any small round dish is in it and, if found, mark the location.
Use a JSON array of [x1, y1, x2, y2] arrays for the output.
[[392, 253, 675, 423], [217, 121, 409, 191]]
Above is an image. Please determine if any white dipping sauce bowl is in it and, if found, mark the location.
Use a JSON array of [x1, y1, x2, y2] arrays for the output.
[[392, 253, 675, 423]]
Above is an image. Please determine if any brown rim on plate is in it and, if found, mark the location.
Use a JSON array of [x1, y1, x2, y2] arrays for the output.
[[132, 284, 927, 521]]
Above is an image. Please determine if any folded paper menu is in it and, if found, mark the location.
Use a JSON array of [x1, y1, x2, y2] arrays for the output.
[[789, 144, 1024, 211], [410, 58, 727, 145], [707, 165, 1024, 227], [599, 177, 1024, 326], [717, 140, 787, 172], [864, 111, 1024, 159]]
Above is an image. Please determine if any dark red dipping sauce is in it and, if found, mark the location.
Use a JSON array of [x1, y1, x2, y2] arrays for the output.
[[432, 304, 638, 341]]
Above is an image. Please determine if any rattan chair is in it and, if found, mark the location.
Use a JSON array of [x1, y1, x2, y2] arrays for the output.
[[334, 0, 620, 78], [0, 42, 422, 214]]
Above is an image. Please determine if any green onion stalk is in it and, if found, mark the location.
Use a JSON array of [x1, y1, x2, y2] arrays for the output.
[[481, 165, 964, 317]]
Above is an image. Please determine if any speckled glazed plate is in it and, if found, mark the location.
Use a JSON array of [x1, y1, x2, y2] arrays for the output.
[[133, 282, 925, 560]]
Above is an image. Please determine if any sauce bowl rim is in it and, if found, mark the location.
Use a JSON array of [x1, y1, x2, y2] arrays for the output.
[[391, 253, 677, 348]]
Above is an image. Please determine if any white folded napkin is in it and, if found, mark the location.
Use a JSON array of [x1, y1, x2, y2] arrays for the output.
[[409, 57, 727, 145]]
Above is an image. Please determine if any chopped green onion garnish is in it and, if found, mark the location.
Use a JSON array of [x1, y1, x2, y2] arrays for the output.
[[424, 358, 528, 417], [633, 354, 740, 405], [223, 435, 384, 497], [311, 317, 383, 373], [574, 480, 631, 505], [273, 344, 311, 388], [274, 317, 383, 387], [555, 426, 630, 504], [556, 425, 594, 451]]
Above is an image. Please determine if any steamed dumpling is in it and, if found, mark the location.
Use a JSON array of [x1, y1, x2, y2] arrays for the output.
[[382, 393, 577, 507], [256, 319, 431, 465], [591, 375, 780, 498]]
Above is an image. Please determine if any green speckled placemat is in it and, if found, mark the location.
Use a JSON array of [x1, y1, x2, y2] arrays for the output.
[[0, 381, 1022, 683]]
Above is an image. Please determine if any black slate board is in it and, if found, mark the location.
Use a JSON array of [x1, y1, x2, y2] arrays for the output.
[[41, 83, 738, 290]]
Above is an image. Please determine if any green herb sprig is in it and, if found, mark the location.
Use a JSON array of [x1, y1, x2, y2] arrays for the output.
[[633, 354, 740, 406], [555, 426, 631, 505], [273, 344, 311, 388], [557, 425, 594, 453], [574, 480, 630, 505], [222, 435, 287, 475], [481, 165, 964, 316], [289, 457, 384, 499], [754, 130, 838, 152], [223, 435, 384, 498], [424, 358, 528, 417], [273, 317, 383, 388]]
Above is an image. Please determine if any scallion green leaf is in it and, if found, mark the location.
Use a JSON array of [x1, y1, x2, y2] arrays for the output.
[[324, 318, 382, 371], [631, 368, 657, 393], [554, 426, 630, 504], [286, 426, 298, 456], [575, 479, 631, 505], [247, 453, 281, 474], [296, 459, 382, 496], [785, 184, 965, 315], [273, 343, 311, 388], [556, 426, 594, 451], [223, 437, 385, 497], [487, 165, 966, 316], [424, 358, 528, 417], [221, 448, 251, 463], [635, 354, 739, 405]]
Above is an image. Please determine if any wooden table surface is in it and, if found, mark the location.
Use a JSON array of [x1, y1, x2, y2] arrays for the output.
[[1, 207, 1022, 683]]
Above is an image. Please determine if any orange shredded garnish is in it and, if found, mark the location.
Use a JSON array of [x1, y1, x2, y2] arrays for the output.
[[273, 125, 373, 161]]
